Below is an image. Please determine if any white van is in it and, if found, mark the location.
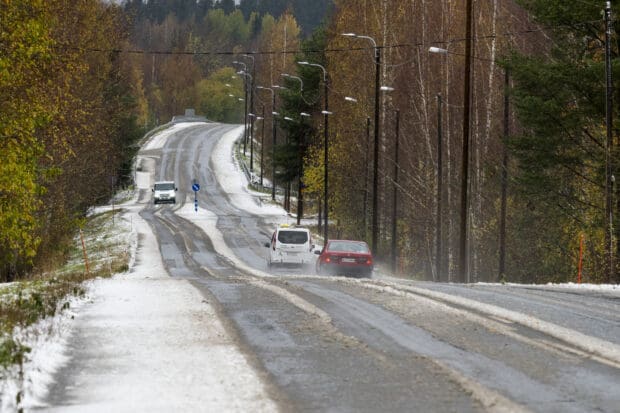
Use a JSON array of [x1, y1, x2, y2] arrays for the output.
[[265, 225, 314, 267], [152, 181, 177, 204]]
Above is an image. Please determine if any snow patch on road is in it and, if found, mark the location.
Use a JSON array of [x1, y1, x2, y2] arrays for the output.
[[142, 122, 207, 151], [175, 203, 274, 279]]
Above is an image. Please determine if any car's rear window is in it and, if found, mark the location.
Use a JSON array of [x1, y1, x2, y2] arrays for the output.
[[155, 183, 175, 190], [328, 241, 370, 253], [278, 230, 308, 244]]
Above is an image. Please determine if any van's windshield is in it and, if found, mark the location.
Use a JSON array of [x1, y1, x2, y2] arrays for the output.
[[278, 230, 308, 244], [154, 183, 175, 190]]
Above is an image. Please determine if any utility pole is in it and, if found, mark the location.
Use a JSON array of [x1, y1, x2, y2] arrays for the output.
[[260, 105, 265, 186], [391, 110, 400, 273], [244, 54, 255, 165], [298, 61, 329, 243], [323, 77, 330, 243], [363, 116, 371, 238], [372, 46, 382, 255], [499, 69, 510, 282], [272, 93, 277, 201], [605, 1, 615, 283], [436, 94, 443, 282], [459, 0, 474, 283], [243, 76, 249, 154]]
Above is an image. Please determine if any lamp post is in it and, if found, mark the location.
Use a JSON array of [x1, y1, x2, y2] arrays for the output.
[[257, 86, 276, 200], [436, 93, 443, 282], [391, 109, 400, 273], [299, 112, 311, 225], [604, 1, 615, 283], [298, 61, 330, 244], [236, 70, 253, 155], [282, 73, 304, 92], [248, 113, 261, 172], [243, 54, 256, 161], [274, 85, 291, 210], [429, 40, 472, 284], [233, 61, 249, 151], [260, 105, 265, 186], [344, 95, 370, 238], [342, 33, 382, 254]]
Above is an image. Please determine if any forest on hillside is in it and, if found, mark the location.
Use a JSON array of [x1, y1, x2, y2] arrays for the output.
[[2, 0, 619, 285]]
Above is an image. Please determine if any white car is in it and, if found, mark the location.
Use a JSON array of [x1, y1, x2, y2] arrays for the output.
[[265, 225, 314, 267], [152, 181, 177, 204]]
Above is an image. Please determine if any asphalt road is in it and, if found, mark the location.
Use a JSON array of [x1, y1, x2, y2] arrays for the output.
[[137, 123, 620, 412]]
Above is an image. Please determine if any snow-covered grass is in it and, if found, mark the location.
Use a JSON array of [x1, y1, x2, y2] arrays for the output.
[[0, 207, 133, 411]]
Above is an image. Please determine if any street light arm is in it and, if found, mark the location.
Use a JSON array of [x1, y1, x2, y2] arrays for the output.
[[232, 61, 247, 70], [256, 85, 275, 98], [297, 61, 327, 82], [354, 35, 377, 48], [282, 73, 304, 91]]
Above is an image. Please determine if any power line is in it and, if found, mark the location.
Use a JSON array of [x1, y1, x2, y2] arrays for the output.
[[59, 18, 606, 58]]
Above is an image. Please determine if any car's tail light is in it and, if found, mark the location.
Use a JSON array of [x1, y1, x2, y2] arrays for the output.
[[325, 256, 331, 263]]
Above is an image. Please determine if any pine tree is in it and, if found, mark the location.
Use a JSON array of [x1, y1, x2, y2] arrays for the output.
[[505, 0, 620, 282]]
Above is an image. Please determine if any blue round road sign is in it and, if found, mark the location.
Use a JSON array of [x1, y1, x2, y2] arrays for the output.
[[192, 183, 200, 192]]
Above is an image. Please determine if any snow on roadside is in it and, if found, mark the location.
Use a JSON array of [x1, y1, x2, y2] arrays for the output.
[[1, 296, 85, 412], [212, 126, 286, 218], [22, 210, 277, 412], [477, 282, 620, 291], [0, 123, 279, 413]]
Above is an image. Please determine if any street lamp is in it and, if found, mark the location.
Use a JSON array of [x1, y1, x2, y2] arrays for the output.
[[436, 93, 444, 282], [242, 55, 256, 162], [260, 105, 266, 186], [343, 96, 371, 237], [299, 112, 311, 225], [604, 2, 615, 283], [391, 110, 400, 273], [282, 73, 304, 92], [341, 32, 382, 254], [430, 5, 474, 284], [257, 86, 277, 200], [298, 61, 330, 244], [233, 61, 249, 152], [237, 70, 253, 155], [248, 113, 260, 172]]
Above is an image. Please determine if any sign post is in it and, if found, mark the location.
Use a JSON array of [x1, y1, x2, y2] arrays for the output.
[[192, 182, 200, 212]]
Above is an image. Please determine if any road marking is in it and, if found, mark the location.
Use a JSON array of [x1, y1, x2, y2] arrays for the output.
[[435, 359, 532, 413]]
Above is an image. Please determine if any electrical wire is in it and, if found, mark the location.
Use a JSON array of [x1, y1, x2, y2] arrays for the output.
[[59, 18, 607, 58]]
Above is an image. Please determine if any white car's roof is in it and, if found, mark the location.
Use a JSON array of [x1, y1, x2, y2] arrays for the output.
[[277, 227, 309, 232]]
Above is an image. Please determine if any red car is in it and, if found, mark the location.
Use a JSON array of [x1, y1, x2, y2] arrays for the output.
[[315, 240, 373, 277]]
